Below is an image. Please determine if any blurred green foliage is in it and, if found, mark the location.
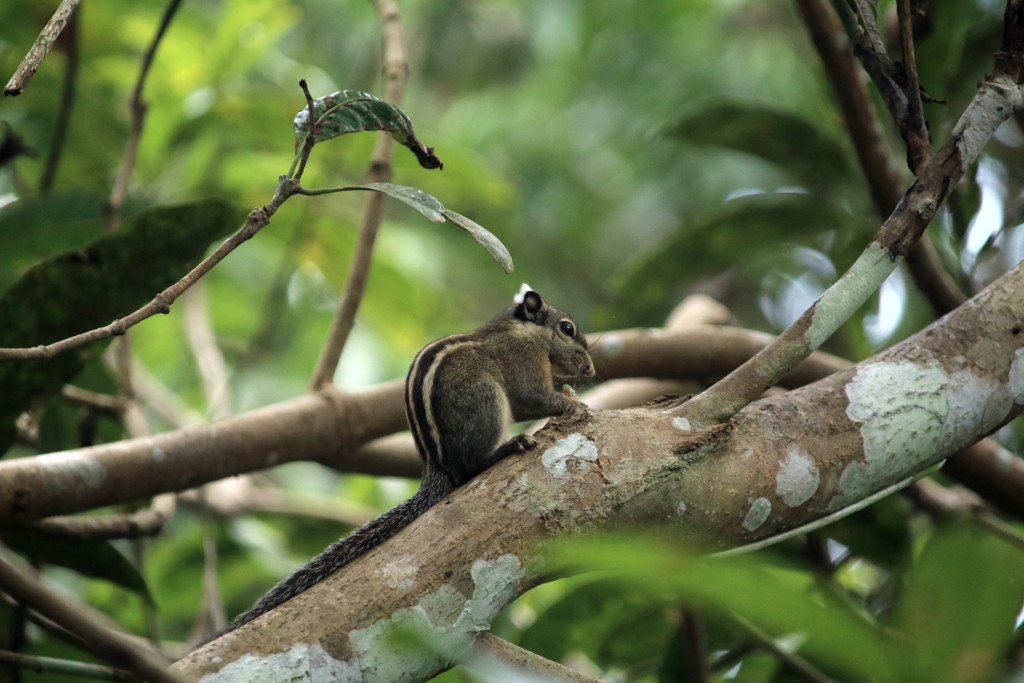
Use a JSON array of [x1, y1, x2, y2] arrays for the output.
[[1, 0, 1023, 680]]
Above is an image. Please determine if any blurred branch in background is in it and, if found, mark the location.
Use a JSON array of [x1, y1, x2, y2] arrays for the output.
[[309, 0, 408, 390]]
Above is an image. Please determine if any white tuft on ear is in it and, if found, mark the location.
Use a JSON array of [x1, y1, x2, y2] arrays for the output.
[[514, 282, 533, 304]]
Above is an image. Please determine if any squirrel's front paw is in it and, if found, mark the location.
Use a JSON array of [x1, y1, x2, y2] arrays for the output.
[[508, 433, 538, 453]]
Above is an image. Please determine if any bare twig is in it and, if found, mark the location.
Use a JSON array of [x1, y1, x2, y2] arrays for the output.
[[845, 0, 910, 127], [4, 0, 83, 96], [0, 547, 179, 683], [895, 0, 931, 169], [39, 10, 79, 193], [796, 0, 966, 313], [308, 0, 409, 390], [105, 0, 184, 232], [293, 79, 318, 182]]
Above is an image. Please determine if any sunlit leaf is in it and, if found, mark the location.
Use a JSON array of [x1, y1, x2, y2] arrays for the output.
[[293, 89, 442, 169]]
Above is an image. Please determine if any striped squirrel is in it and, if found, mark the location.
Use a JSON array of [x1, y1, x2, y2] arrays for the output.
[[226, 284, 594, 631]]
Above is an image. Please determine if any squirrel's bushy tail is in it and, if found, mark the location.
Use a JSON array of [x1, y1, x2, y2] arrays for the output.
[[226, 474, 447, 632]]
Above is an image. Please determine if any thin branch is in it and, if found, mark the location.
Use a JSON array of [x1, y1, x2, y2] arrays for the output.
[[105, 0, 184, 232], [308, 0, 409, 390], [844, 0, 910, 127], [3, 0, 83, 96], [0, 650, 138, 682], [895, 0, 931, 169], [39, 10, 79, 194], [0, 180, 298, 360], [6, 495, 176, 542], [0, 546, 180, 683], [733, 614, 840, 683], [470, 632, 601, 683], [292, 79, 318, 182], [906, 479, 1024, 551], [795, 0, 966, 313], [61, 386, 123, 415], [181, 285, 232, 420], [678, 610, 711, 683]]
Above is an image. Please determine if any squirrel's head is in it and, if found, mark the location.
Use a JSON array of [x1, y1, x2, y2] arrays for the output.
[[512, 283, 595, 379]]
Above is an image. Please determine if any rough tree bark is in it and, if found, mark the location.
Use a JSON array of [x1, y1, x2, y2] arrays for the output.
[[172, 258, 1024, 682]]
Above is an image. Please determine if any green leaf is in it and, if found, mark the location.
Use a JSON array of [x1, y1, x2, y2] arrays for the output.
[[0, 192, 152, 291], [360, 182, 513, 273], [666, 99, 854, 190], [362, 182, 445, 222], [293, 89, 442, 169], [438, 208, 513, 275], [2, 529, 150, 598], [891, 521, 1024, 682], [547, 533, 896, 681], [0, 198, 241, 452], [519, 578, 674, 669]]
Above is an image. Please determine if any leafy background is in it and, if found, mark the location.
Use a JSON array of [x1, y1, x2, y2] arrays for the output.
[[1, 0, 1023, 681]]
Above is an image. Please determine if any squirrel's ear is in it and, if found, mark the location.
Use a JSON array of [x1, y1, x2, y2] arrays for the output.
[[513, 283, 543, 321]]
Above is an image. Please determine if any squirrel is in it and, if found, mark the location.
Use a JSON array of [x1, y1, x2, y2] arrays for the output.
[[225, 284, 594, 632]]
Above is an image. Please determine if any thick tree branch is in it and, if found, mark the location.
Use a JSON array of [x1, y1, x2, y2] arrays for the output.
[[0, 326, 848, 521], [174, 259, 1024, 681]]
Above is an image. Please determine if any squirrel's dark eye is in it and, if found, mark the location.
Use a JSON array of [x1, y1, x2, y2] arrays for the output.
[[559, 320, 575, 336]]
